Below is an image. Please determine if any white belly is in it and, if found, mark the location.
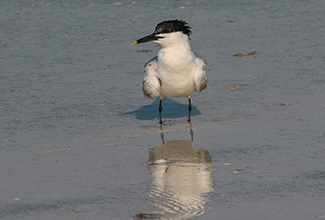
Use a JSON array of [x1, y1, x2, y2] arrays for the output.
[[159, 70, 195, 98], [156, 46, 197, 98]]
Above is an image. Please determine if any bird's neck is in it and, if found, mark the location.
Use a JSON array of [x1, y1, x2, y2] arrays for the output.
[[158, 33, 191, 49], [157, 42, 195, 72]]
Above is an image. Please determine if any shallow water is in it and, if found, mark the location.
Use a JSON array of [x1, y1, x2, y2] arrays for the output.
[[1, 0, 325, 219]]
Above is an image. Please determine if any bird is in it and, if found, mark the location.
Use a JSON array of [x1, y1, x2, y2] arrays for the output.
[[132, 19, 207, 124]]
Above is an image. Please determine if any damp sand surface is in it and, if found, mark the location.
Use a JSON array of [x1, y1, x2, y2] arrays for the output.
[[1, 1, 325, 219]]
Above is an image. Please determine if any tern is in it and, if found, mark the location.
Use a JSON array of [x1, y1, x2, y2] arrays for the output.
[[132, 19, 207, 124]]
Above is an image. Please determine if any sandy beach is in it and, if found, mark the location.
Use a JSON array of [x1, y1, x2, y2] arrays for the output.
[[1, 0, 324, 219]]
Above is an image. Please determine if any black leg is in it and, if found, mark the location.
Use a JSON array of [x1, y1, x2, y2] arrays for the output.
[[159, 99, 163, 124], [160, 124, 165, 144], [188, 98, 192, 122]]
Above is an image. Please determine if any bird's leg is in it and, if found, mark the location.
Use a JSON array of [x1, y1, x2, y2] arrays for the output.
[[189, 126, 194, 142], [160, 124, 165, 144], [159, 99, 163, 124], [188, 97, 192, 123]]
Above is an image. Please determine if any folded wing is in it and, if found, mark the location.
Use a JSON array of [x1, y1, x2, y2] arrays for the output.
[[194, 58, 208, 93], [143, 57, 161, 99]]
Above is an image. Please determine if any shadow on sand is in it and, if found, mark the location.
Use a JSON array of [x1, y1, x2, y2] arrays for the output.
[[124, 98, 201, 121]]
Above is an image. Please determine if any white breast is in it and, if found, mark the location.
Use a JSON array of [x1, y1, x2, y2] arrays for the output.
[[156, 47, 197, 98]]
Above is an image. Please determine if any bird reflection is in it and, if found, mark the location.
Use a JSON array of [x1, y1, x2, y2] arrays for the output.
[[140, 127, 215, 220]]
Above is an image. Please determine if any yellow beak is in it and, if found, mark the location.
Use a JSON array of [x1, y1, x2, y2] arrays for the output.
[[132, 41, 138, 45]]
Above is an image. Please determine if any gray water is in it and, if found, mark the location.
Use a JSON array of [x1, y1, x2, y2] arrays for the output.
[[1, 1, 324, 219]]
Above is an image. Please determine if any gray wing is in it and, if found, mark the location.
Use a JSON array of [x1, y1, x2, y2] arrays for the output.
[[194, 57, 208, 93], [142, 57, 161, 99]]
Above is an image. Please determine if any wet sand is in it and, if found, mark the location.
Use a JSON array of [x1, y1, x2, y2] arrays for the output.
[[1, 1, 324, 219]]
